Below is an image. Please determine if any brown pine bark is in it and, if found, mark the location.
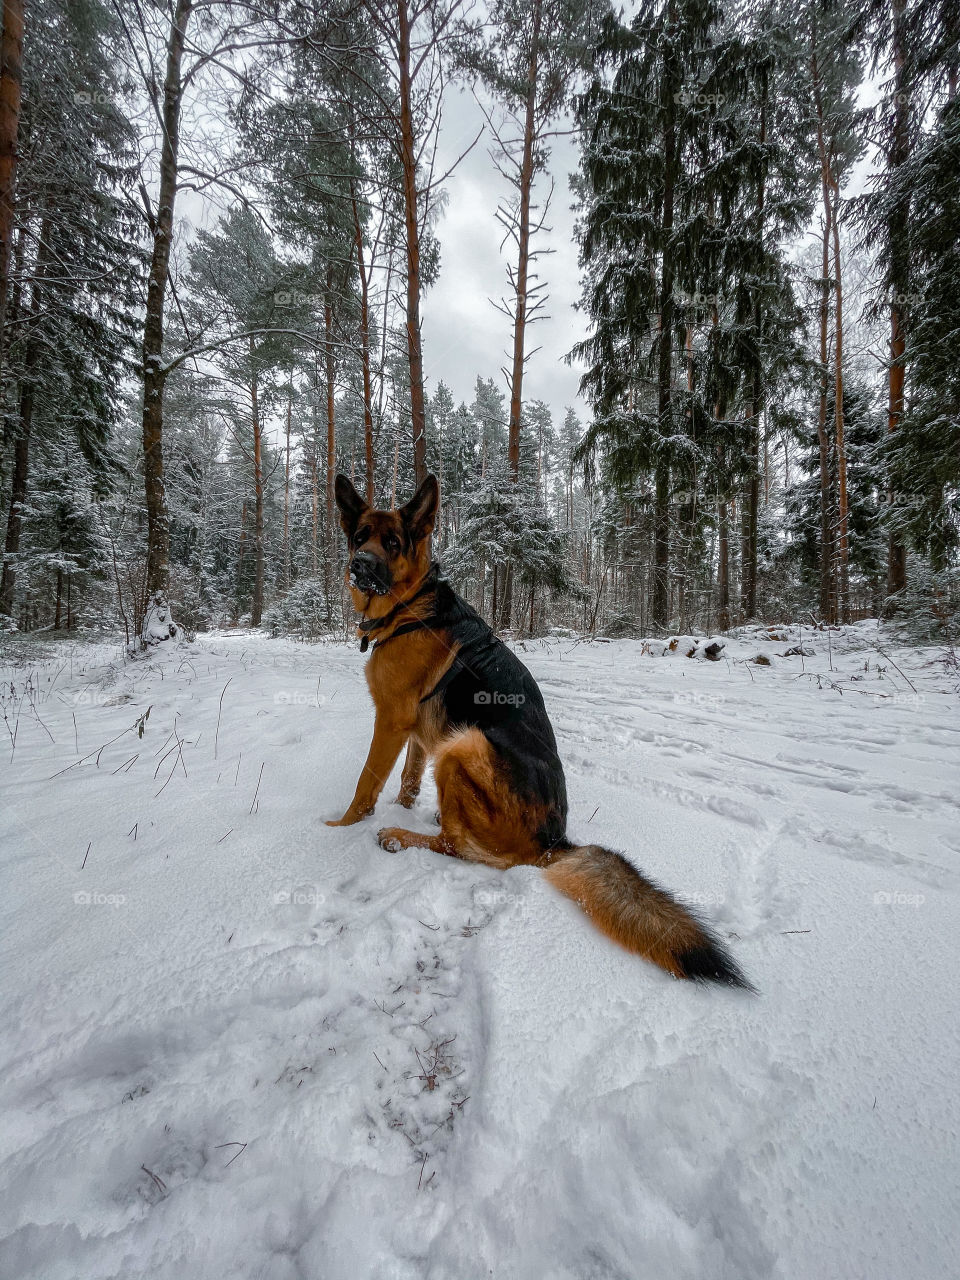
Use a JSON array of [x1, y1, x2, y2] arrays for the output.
[[250, 336, 264, 627], [0, 212, 49, 618], [0, 0, 23, 372], [396, 0, 427, 485], [499, 0, 545, 632], [886, 0, 909, 598], [324, 284, 336, 615], [350, 180, 376, 503], [283, 383, 292, 590], [141, 0, 193, 604], [506, 0, 543, 481], [0, 360, 33, 615], [830, 179, 850, 623], [817, 214, 835, 622], [652, 0, 678, 632], [739, 85, 767, 624], [811, 23, 836, 621], [739, 406, 759, 620], [717, 497, 730, 631]]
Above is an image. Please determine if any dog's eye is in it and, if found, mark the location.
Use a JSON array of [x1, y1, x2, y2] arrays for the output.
[[384, 535, 400, 554], [354, 527, 369, 547]]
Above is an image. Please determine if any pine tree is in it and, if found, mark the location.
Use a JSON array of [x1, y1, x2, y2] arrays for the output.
[[0, 0, 140, 623]]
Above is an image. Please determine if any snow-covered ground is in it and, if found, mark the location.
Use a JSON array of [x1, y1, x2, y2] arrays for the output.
[[1, 623, 957, 1279]]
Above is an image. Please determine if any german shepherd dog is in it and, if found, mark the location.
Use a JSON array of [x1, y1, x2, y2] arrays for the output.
[[329, 473, 752, 989]]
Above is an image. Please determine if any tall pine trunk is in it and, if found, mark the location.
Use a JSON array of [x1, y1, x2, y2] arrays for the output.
[[141, 0, 193, 608], [830, 179, 850, 623], [886, 0, 909, 598], [653, 0, 679, 631], [739, 405, 759, 620], [324, 286, 336, 618], [0, 212, 48, 618], [739, 85, 767, 624], [0, 0, 22, 375], [817, 213, 834, 621], [718, 495, 730, 631], [283, 383, 292, 590], [396, 0, 427, 484], [351, 185, 376, 504], [501, 0, 544, 632], [811, 21, 835, 622], [250, 337, 264, 627]]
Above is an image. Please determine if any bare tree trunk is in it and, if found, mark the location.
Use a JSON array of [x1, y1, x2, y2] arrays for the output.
[[310, 453, 319, 577], [718, 498, 730, 631], [350, 172, 376, 503], [396, 0, 427, 484], [817, 214, 835, 622], [0, 0, 23, 374], [652, 0, 678, 632], [283, 382, 292, 590], [236, 499, 247, 620], [830, 182, 850, 623], [739, 408, 759, 621], [324, 285, 336, 616], [141, 0, 193, 607], [811, 24, 836, 622], [250, 339, 264, 627], [0, 212, 48, 618], [506, 0, 542, 472], [886, 0, 909, 598], [0, 363, 33, 615]]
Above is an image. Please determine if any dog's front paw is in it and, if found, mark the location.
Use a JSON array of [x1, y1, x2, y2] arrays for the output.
[[326, 808, 369, 827], [393, 790, 417, 809], [377, 827, 404, 852]]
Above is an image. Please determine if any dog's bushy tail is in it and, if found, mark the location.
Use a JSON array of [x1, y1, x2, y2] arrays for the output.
[[542, 844, 754, 990]]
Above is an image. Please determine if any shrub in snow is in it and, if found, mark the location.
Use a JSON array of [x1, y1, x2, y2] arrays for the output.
[[264, 578, 331, 640], [887, 561, 960, 643]]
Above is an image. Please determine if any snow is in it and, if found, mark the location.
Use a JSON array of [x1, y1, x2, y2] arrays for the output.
[[1, 623, 958, 1279]]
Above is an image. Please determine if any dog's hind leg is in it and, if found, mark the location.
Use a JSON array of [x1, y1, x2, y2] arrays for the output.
[[382, 728, 545, 870]]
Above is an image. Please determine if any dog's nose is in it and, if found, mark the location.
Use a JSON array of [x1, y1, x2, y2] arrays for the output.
[[351, 551, 379, 577], [350, 551, 388, 592]]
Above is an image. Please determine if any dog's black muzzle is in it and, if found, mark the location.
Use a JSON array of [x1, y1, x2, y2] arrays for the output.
[[349, 551, 392, 596]]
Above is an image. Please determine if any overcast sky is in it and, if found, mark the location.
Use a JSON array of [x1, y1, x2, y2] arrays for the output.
[[419, 86, 588, 425]]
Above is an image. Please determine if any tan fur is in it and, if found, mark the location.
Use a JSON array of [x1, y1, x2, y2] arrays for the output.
[[543, 846, 705, 977]]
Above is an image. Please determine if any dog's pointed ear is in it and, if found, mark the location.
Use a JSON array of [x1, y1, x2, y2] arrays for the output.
[[399, 473, 440, 542], [334, 474, 367, 537]]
